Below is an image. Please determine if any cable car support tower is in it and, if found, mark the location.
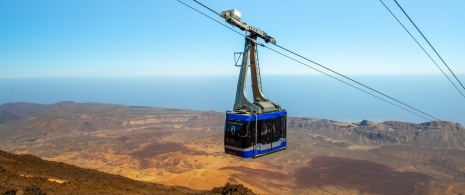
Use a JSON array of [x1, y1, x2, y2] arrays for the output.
[[221, 9, 281, 114]]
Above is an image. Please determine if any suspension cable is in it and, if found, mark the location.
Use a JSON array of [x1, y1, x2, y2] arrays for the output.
[[193, 0, 221, 17], [263, 45, 431, 121], [176, 0, 440, 121], [394, 0, 465, 91], [273, 43, 439, 121], [379, 0, 465, 99], [176, 0, 244, 37]]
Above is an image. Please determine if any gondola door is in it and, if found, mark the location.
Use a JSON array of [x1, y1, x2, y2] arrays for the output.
[[258, 118, 272, 155]]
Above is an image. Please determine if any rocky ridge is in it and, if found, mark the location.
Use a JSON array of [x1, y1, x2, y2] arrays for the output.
[[289, 118, 465, 149]]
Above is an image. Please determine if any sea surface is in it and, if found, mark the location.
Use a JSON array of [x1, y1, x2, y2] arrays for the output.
[[1, 75, 463, 125]]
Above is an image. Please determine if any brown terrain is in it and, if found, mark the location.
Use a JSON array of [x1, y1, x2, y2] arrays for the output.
[[1, 101, 465, 194], [0, 149, 207, 194], [0, 149, 254, 195]]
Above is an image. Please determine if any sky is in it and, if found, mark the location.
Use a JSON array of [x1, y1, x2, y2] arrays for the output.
[[0, 0, 464, 78], [0, 1, 464, 124]]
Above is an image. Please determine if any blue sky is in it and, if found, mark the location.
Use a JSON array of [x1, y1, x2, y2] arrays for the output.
[[1, 0, 464, 78], [0, 1, 464, 124]]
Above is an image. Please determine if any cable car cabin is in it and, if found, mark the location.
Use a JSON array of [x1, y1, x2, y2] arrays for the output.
[[224, 110, 287, 158], [219, 9, 286, 158]]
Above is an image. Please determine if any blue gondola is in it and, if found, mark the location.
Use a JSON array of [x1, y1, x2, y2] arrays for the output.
[[225, 110, 287, 158], [220, 9, 287, 158]]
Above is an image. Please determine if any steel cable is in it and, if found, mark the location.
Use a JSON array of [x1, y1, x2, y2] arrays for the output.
[[176, 0, 440, 121], [379, 0, 465, 99], [393, 0, 465, 97]]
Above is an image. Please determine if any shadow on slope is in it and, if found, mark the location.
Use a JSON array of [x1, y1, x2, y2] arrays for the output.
[[294, 156, 433, 195]]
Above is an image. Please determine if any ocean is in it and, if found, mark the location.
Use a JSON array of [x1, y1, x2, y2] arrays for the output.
[[0, 75, 463, 125]]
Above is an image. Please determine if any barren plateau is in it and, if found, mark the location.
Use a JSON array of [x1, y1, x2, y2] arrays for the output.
[[1, 101, 465, 194]]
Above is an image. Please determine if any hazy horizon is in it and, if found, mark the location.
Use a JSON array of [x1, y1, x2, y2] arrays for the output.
[[1, 73, 464, 79], [1, 75, 463, 125]]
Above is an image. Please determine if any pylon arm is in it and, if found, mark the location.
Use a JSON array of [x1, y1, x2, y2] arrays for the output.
[[221, 9, 276, 45]]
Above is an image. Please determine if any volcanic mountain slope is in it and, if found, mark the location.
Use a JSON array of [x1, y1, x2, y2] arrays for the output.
[[1, 149, 255, 194], [1, 101, 465, 194]]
